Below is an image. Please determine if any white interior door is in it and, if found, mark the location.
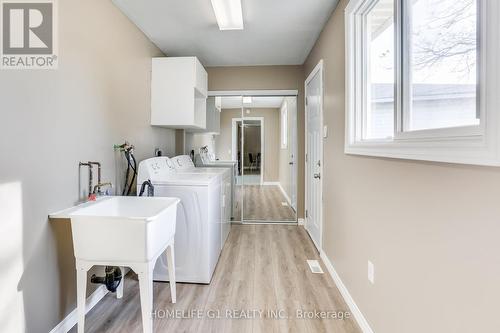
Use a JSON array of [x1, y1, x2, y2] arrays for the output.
[[305, 61, 323, 251]]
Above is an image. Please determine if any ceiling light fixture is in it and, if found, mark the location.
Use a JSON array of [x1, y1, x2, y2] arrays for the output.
[[243, 96, 252, 104], [211, 0, 244, 31]]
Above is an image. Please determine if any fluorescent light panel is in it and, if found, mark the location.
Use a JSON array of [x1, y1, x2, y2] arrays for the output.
[[211, 0, 244, 30]]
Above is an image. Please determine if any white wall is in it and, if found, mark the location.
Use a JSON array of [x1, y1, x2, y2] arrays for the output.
[[0, 0, 174, 331]]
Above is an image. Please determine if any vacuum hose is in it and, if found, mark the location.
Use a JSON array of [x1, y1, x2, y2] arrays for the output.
[[91, 266, 122, 293]]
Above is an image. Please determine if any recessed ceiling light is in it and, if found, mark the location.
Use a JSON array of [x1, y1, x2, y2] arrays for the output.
[[243, 96, 252, 104], [211, 0, 244, 31]]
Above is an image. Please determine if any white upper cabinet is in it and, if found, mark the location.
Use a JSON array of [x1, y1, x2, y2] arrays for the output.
[[151, 57, 208, 129]]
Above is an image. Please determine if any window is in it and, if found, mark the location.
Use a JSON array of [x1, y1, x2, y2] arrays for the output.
[[365, 0, 395, 140], [281, 101, 288, 149], [346, 0, 500, 166], [403, 0, 479, 132]]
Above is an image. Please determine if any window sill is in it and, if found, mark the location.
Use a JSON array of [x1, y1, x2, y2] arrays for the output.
[[345, 134, 500, 166]]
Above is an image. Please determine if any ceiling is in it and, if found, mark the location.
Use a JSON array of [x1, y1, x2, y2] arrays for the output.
[[112, 0, 339, 66], [220, 96, 284, 109]]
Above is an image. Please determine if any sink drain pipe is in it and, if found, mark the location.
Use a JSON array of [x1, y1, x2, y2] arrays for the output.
[[91, 266, 122, 293]]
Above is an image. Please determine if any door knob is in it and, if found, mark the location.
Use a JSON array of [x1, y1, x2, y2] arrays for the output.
[[289, 162, 294, 165], [314, 173, 321, 179]]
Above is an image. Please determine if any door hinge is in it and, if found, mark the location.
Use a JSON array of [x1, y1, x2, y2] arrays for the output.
[[306, 153, 308, 163], [305, 210, 308, 218]]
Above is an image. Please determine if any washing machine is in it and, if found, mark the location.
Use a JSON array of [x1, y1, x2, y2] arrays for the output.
[[137, 157, 222, 284], [170, 155, 232, 248]]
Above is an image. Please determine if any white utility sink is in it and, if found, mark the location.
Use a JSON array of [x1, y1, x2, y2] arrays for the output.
[[69, 196, 179, 262], [50, 196, 180, 333]]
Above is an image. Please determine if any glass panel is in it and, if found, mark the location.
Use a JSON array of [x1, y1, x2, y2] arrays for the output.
[[241, 96, 297, 222], [211, 95, 243, 222], [405, 0, 478, 131], [241, 100, 263, 221], [364, 0, 395, 140]]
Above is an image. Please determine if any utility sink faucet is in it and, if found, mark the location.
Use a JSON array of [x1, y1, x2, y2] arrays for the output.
[[93, 182, 113, 196], [79, 161, 113, 201], [79, 162, 94, 195]]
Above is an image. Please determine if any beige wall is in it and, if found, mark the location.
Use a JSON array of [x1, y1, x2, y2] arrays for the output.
[[0, 1, 174, 332], [175, 129, 186, 155], [243, 125, 261, 165], [215, 109, 237, 161], [216, 108, 280, 182], [304, 0, 500, 332], [207, 66, 305, 217], [185, 132, 216, 156]]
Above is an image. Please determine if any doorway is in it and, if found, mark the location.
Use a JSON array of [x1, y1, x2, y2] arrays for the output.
[[305, 60, 324, 251], [232, 117, 264, 185]]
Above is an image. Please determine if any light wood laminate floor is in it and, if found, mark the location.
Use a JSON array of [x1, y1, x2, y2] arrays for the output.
[[71, 225, 361, 333], [234, 185, 297, 222]]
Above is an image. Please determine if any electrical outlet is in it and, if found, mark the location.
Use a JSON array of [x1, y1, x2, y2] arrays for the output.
[[368, 261, 375, 284]]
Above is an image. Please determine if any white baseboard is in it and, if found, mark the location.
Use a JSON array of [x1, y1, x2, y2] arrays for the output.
[[320, 250, 374, 333], [298, 218, 305, 225], [49, 285, 109, 333], [277, 183, 292, 206]]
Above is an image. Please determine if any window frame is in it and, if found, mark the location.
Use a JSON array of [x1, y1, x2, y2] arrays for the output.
[[345, 0, 500, 166]]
